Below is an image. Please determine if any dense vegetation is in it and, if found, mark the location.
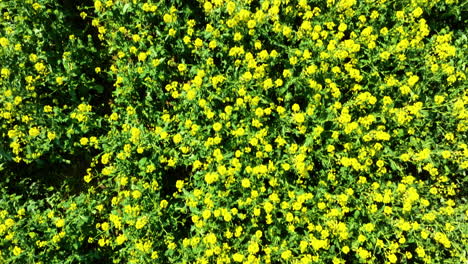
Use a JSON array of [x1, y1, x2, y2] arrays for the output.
[[0, 0, 467, 263]]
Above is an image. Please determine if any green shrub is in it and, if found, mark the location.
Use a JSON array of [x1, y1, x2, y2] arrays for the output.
[[1, 0, 467, 263]]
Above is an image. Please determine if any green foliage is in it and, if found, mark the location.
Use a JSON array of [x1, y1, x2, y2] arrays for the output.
[[0, 0, 467, 263]]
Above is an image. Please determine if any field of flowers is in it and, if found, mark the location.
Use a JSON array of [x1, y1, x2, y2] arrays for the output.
[[0, 0, 467, 263]]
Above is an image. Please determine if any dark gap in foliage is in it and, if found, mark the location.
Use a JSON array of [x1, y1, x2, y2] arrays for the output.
[[308, 158, 324, 186], [184, 0, 207, 30], [158, 166, 194, 248], [4, 151, 94, 201], [61, 0, 114, 116], [425, 5, 467, 34], [310, 1, 331, 12], [405, 163, 430, 182], [161, 165, 193, 198], [78, 240, 113, 263], [291, 90, 309, 110], [60, 0, 102, 47]]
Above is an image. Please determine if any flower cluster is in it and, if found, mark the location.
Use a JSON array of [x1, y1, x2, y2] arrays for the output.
[[0, 0, 466, 263]]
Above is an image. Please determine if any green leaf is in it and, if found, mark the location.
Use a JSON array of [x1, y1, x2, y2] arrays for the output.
[[122, 3, 132, 14], [93, 84, 104, 93]]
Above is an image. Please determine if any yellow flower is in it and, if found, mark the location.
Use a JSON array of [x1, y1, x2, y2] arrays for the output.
[[441, 150, 451, 159], [232, 253, 244, 262], [178, 63, 187, 72], [444, 132, 454, 141], [363, 223, 375, 232], [281, 163, 290, 171], [0, 37, 9, 47], [376, 160, 384, 167], [173, 133, 183, 144], [28, 53, 38, 62], [208, 40, 217, 49], [342, 245, 350, 254], [281, 250, 292, 260], [94, 0, 102, 11], [97, 238, 106, 247], [101, 222, 109, 231], [168, 28, 177, 36], [176, 180, 184, 190], [204, 2, 213, 12], [337, 0, 357, 10], [415, 148, 431, 161], [434, 95, 445, 104], [138, 52, 148, 62], [247, 241, 259, 254], [146, 164, 156, 173], [399, 85, 411, 95], [223, 211, 232, 221], [358, 234, 367, 242], [292, 103, 300, 112], [264, 202, 274, 213], [380, 51, 391, 60], [102, 166, 114, 176], [13, 246, 23, 256], [126, 106, 136, 115], [194, 38, 203, 48], [29, 127, 40, 137], [115, 234, 127, 245], [204, 233, 217, 244], [412, 7, 423, 18], [233, 32, 243, 41], [388, 253, 397, 263], [163, 14, 174, 23], [32, 3, 41, 10], [108, 112, 118, 121], [44, 131, 56, 141], [5, 218, 15, 227], [407, 75, 419, 87], [204, 172, 219, 184], [434, 232, 451, 248], [55, 218, 65, 228], [83, 172, 93, 183], [415, 247, 425, 257], [43, 105, 53, 113], [357, 247, 370, 259], [247, 20, 256, 29], [1, 68, 10, 77], [142, 3, 158, 12], [34, 62, 46, 72], [160, 200, 168, 208], [293, 113, 305, 123], [202, 210, 211, 220], [132, 190, 142, 199], [80, 137, 89, 146], [241, 178, 251, 188], [101, 153, 111, 164], [135, 216, 148, 229], [213, 122, 222, 132]]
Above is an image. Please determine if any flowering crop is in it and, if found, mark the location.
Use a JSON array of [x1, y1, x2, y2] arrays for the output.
[[0, 0, 467, 263]]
